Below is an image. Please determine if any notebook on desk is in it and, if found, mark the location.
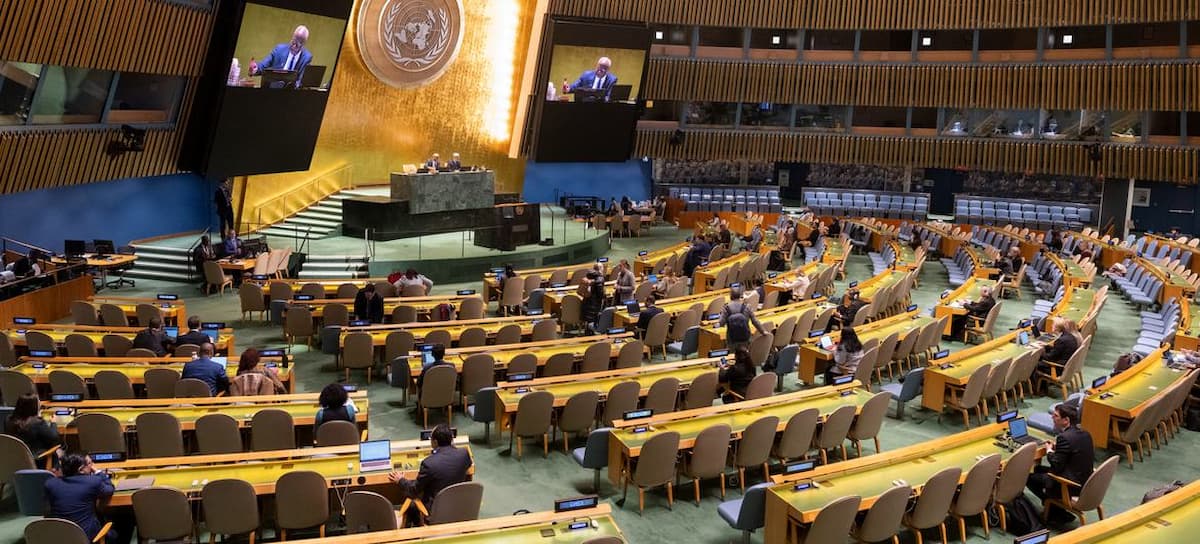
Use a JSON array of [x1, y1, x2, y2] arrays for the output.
[[115, 477, 155, 492]]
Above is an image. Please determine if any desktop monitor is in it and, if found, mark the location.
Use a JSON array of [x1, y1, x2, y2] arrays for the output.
[[1091, 375, 1108, 389], [625, 301, 640, 314], [64, 240, 86, 257], [93, 240, 115, 255], [260, 69, 300, 89]]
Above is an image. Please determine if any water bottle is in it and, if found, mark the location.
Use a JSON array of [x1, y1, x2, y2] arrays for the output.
[[546, 81, 556, 101], [228, 58, 240, 85]]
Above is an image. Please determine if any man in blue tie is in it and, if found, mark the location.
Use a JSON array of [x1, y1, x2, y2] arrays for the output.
[[569, 57, 618, 102], [249, 25, 313, 88]]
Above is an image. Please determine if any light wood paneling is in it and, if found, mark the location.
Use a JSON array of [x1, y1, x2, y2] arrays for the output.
[[0, 275, 95, 326], [635, 129, 1200, 185], [549, 0, 1200, 30]]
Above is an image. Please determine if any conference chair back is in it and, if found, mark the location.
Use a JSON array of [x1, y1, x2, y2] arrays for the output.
[[324, 303, 350, 327], [683, 371, 719, 410], [558, 391, 600, 451], [458, 327, 487, 348], [126, 348, 159, 358], [343, 332, 376, 373], [458, 297, 485, 320], [506, 353, 537, 376], [744, 373, 776, 401], [0, 334, 14, 367], [48, 371, 87, 398], [1071, 455, 1120, 514], [384, 331, 415, 364], [775, 408, 818, 462], [531, 319, 558, 342], [952, 453, 1002, 523], [603, 381, 641, 426], [373, 281, 396, 298], [615, 340, 644, 369], [201, 479, 260, 541], [142, 368, 180, 399], [633, 431, 680, 489], [542, 353, 573, 377], [285, 306, 315, 342], [513, 390, 554, 458], [772, 317, 797, 351], [428, 481, 484, 524], [132, 487, 194, 542], [174, 344, 200, 358], [23, 331, 56, 354], [93, 371, 134, 400], [63, 334, 97, 357], [735, 415, 780, 478], [135, 304, 163, 327], [905, 466, 963, 533], [423, 329, 452, 350], [275, 470, 330, 537], [299, 283, 325, 300], [848, 391, 891, 456], [75, 413, 126, 454], [336, 283, 360, 300], [806, 495, 862, 544], [853, 484, 911, 544], [251, 409, 296, 451], [687, 423, 732, 481], [101, 334, 133, 357], [345, 491, 398, 534], [99, 304, 128, 327], [391, 305, 418, 324], [815, 404, 856, 463], [135, 412, 185, 458], [644, 377, 680, 415], [580, 342, 612, 374], [316, 420, 360, 446], [174, 378, 212, 398], [195, 413, 243, 454], [269, 282, 294, 303], [642, 311, 671, 357], [461, 354, 496, 407], [749, 333, 774, 367], [70, 301, 99, 325], [494, 324, 522, 345], [0, 371, 35, 406], [0, 435, 36, 489], [23, 518, 93, 544]]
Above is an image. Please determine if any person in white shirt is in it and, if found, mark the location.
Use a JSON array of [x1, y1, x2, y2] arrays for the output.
[[394, 268, 433, 296]]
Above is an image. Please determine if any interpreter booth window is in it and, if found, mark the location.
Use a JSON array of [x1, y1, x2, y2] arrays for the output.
[[639, 99, 684, 124], [686, 102, 737, 127], [1107, 110, 1142, 143], [858, 30, 911, 62], [917, 30, 973, 62], [943, 108, 971, 137], [1044, 26, 1106, 60], [1190, 21, 1200, 46], [696, 26, 745, 59], [977, 28, 1038, 62], [910, 107, 938, 136], [1187, 112, 1200, 144], [851, 107, 907, 135], [30, 66, 113, 125], [0, 61, 41, 126], [1038, 109, 1083, 141], [1148, 111, 1181, 144], [739, 103, 791, 128], [108, 73, 185, 125], [794, 105, 844, 132], [650, 25, 691, 57], [976, 109, 1039, 140], [804, 30, 855, 61], [748, 29, 799, 61], [1112, 23, 1181, 59]]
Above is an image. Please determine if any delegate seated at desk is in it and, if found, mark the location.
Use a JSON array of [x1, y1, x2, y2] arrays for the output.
[[949, 286, 996, 338], [181, 343, 230, 396], [249, 25, 312, 89], [569, 57, 618, 102], [389, 424, 472, 516], [132, 318, 174, 356], [1026, 404, 1094, 522]]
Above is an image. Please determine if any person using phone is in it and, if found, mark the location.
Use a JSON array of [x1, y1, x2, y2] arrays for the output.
[[45, 453, 132, 543]]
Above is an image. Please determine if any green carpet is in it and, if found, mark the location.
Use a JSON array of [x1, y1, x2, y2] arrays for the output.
[[2, 224, 1195, 543]]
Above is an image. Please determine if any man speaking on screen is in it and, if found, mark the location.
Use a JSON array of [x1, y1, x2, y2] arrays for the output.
[[250, 25, 313, 88], [569, 56, 618, 102]]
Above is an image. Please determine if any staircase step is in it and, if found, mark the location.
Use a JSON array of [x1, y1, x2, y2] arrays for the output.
[[124, 269, 195, 283], [297, 269, 366, 279], [298, 209, 342, 222], [285, 216, 340, 229]]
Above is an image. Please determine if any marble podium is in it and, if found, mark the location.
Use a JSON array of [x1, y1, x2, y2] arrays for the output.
[[389, 170, 495, 214]]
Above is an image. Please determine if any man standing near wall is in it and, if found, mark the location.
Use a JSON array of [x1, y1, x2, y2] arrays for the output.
[[214, 179, 234, 234]]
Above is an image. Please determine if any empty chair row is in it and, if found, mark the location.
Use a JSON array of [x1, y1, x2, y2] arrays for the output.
[[804, 189, 928, 220]]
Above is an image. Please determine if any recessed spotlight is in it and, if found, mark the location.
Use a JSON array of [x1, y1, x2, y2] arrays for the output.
[[921, 37, 932, 47], [654, 31, 664, 40], [772, 35, 781, 45], [1062, 34, 1073, 45]]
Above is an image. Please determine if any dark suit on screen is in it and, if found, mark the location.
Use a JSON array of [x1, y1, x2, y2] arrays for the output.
[[569, 70, 618, 101]]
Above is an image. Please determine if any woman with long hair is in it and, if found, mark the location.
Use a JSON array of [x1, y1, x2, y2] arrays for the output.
[[826, 326, 864, 385]]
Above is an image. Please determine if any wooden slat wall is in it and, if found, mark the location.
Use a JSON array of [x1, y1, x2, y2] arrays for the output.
[[635, 129, 1200, 184], [645, 59, 1200, 111], [0, 0, 214, 195], [549, 0, 1200, 30]]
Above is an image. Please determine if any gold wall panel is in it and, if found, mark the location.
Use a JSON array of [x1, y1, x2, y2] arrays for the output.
[[240, 0, 540, 226], [635, 129, 1200, 185], [549, 0, 1200, 30]]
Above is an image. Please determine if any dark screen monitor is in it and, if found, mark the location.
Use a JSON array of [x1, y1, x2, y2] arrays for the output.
[[609, 84, 633, 102], [261, 69, 299, 89], [299, 65, 327, 89], [64, 240, 86, 257], [92, 240, 115, 255]]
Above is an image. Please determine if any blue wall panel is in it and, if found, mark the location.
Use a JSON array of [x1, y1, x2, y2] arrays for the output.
[[522, 160, 653, 205], [1130, 182, 1200, 235], [0, 174, 214, 253]]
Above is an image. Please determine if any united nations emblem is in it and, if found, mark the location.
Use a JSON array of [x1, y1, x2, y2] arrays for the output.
[[357, 0, 464, 88]]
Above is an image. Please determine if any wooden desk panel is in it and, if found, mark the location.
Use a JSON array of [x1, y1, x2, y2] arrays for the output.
[[304, 505, 622, 544], [692, 253, 754, 294], [338, 315, 542, 348], [921, 330, 1031, 412], [798, 312, 932, 384], [0, 275, 95, 327], [1048, 479, 1200, 543], [7, 325, 235, 354], [933, 277, 998, 336], [13, 357, 295, 393], [1081, 347, 1194, 449]]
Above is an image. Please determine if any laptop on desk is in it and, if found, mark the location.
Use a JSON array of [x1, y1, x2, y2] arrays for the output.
[[358, 440, 393, 473], [1008, 417, 1038, 445], [299, 65, 326, 89]]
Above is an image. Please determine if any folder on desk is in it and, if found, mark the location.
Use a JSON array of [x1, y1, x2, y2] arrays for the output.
[[116, 477, 155, 492]]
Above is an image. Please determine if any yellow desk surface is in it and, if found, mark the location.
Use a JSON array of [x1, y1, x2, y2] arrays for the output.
[[6, 326, 235, 353], [764, 423, 1048, 540], [762, 262, 831, 295], [44, 392, 367, 433], [922, 330, 1033, 411], [1048, 479, 1200, 543], [1175, 298, 1200, 351], [85, 296, 186, 321], [820, 238, 851, 265], [1082, 346, 1194, 448], [855, 269, 908, 303], [102, 437, 471, 507], [216, 257, 255, 271], [12, 357, 294, 392], [933, 277, 998, 335], [289, 294, 480, 319], [697, 299, 835, 357], [608, 384, 873, 485], [798, 312, 933, 384], [339, 316, 542, 347], [692, 253, 754, 294], [1049, 285, 1096, 325], [635, 242, 690, 275], [482, 263, 601, 300], [51, 254, 137, 269], [306, 505, 623, 544], [264, 278, 389, 296], [493, 359, 718, 438], [613, 288, 731, 327]]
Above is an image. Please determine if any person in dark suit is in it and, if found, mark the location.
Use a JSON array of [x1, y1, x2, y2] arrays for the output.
[[569, 57, 618, 102], [354, 283, 385, 324], [1026, 404, 1094, 521], [949, 286, 996, 338], [132, 317, 172, 356], [1038, 318, 1081, 374], [389, 423, 473, 508], [45, 453, 127, 543], [446, 153, 462, 171], [5, 394, 61, 459], [635, 296, 664, 334], [174, 316, 210, 349], [827, 288, 866, 333], [718, 346, 757, 403], [181, 343, 229, 395], [214, 180, 234, 234], [717, 224, 733, 249], [249, 25, 313, 88], [683, 236, 712, 277], [1000, 246, 1025, 278], [424, 153, 441, 172], [417, 344, 452, 389]]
